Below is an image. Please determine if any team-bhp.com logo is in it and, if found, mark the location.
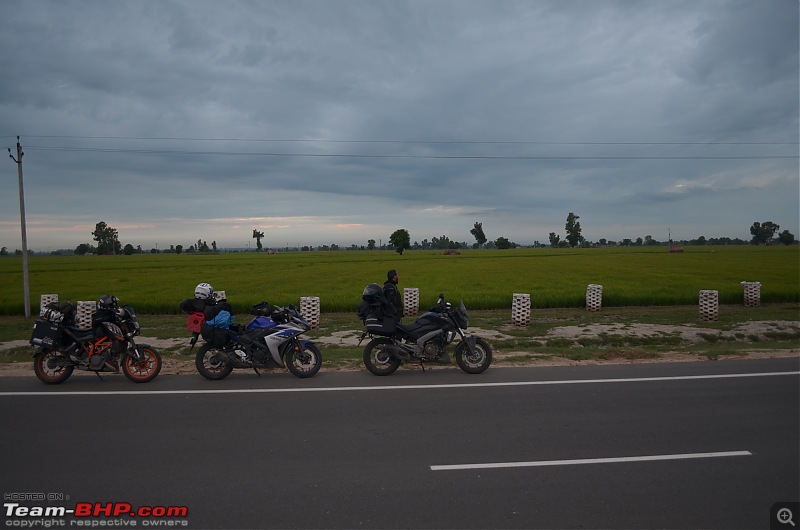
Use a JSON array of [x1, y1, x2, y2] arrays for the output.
[[4, 501, 189, 527]]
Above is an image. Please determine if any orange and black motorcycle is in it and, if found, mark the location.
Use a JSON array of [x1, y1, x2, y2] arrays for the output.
[[30, 295, 162, 384]]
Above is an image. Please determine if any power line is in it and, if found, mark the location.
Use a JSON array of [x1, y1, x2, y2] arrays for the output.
[[4, 134, 797, 146], [22, 145, 798, 160]]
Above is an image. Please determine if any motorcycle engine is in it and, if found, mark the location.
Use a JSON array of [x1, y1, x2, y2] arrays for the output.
[[421, 336, 446, 359]]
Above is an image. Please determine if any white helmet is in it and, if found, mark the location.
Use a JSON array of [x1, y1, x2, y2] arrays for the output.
[[194, 282, 214, 300]]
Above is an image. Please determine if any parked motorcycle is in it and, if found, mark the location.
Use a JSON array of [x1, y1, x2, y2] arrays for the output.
[[188, 302, 322, 380], [30, 296, 162, 384], [359, 290, 492, 376]]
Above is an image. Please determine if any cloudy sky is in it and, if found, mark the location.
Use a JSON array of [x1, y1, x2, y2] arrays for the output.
[[1, 0, 797, 251]]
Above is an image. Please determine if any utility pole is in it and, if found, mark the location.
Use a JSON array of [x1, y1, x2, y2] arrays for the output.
[[8, 136, 30, 318]]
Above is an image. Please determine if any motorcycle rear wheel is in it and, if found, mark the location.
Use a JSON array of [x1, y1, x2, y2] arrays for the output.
[[196, 344, 233, 380], [363, 337, 401, 376], [455, 338, 492, 374], [286, 342, 322, 378], [122, 346, 162, 383], [33, 349, 74, 384]]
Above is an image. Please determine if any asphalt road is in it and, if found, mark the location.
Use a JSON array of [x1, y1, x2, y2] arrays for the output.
[[2, 358, 799, 529]]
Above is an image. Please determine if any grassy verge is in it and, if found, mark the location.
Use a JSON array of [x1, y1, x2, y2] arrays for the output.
[[2, 304, 797, 368]]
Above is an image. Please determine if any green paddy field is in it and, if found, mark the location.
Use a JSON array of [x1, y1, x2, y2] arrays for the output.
[[0, 246, 797, 315]]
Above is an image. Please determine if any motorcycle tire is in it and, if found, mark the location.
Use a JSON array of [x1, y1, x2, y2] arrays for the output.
[[455, 337, 492, 374], [363, 337, 401, 376], [285, 342, 322, 378], [122, 345, 162, 383], [33, 349, 74, 385], [196, 343, 233, 380]]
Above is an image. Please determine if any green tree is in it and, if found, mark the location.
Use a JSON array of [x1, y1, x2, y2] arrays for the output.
[[389, 229, 411, 255], [252, 229, 264, 251], [92, 222, 122, 255], [565, 212, 582, 247], [175, 244, 183, 254], [750, 221, 780, 245], [74, 243, 93, 256], [367, 239, 376, 251], [548, 232, 560, 248], [0, 247, 7, 256], [778, 230, 795, 246], [495, 236, 511, 249], [470, 222, 487, 248], [123, 244, 135, 255]]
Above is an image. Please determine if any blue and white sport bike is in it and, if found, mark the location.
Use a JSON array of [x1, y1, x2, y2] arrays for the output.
[[195, 304, 322, 380]]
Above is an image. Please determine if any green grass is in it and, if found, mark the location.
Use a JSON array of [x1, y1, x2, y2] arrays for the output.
[[0, 245, 797, 315]]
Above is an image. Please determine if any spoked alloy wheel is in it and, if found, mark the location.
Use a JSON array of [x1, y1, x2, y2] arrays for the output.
[[33, 349, 74, 384], [363, 337, 401, 376], [455, 338, 492, 374], [285, 342, 322, 378], [122, 346, 162, 383], [196, 344, 233, 380]]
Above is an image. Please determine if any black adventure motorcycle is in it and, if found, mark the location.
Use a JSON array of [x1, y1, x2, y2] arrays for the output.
[[30, 297, 162, 384], [358, 286, 492, 376]]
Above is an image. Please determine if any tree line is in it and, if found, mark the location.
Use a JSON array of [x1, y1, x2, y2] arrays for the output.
[[0, 217, 795, 257]]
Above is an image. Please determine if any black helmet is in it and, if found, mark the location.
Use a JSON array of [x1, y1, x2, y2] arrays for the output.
[[97, 294, 119, 310]]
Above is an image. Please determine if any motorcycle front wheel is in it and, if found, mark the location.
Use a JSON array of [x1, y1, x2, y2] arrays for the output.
[[196, 344, 233, 380], [122, 345, 162, 383], [455, 337, 492, 374], [33, 349, 74, 384], [363, 337, 401, 376], [285, 342, 322, 378]]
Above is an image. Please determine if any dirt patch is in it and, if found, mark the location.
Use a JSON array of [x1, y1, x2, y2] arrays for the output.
[[540, 320, 799, 343], [2, 320, 797, 378]]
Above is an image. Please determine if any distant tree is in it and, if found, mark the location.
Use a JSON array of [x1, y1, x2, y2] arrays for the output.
[[150, 248, 160, 254], [123, 244, 135, 255], [92, 221, 122, 255], [389, 229, 411, 255], [495, 236, 511, 249], [598, 238, 608, 246], [470, 222, 487, 248], [778, 230, 795, 246], [750, 221, 780, 245], [175, 244, 183, 254], [548, 232, 560, 248], [252, 229, 264, 251], [75, 243, 93, 256], [565, 212, 582, 247], [0, 247, 7, 256], [367, 239, 376, 251], [211, 241, 217, 252]]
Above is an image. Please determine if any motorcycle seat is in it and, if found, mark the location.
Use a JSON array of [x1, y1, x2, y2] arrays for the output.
[[397, 322, 428, 335], [65, 326, 94, 341]]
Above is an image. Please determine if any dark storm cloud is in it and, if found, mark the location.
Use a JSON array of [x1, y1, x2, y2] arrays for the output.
[[0, 0, 796, 249]]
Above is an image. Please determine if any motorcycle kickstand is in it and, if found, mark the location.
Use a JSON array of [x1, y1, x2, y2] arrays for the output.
[[252, 366, 261, 376], [94, 371, 104, 381], [419, 359, 426, 372]]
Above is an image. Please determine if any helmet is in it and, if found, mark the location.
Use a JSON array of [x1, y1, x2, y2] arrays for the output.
[[97, 294, 119, 310], [194, 282, 214, 300]]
